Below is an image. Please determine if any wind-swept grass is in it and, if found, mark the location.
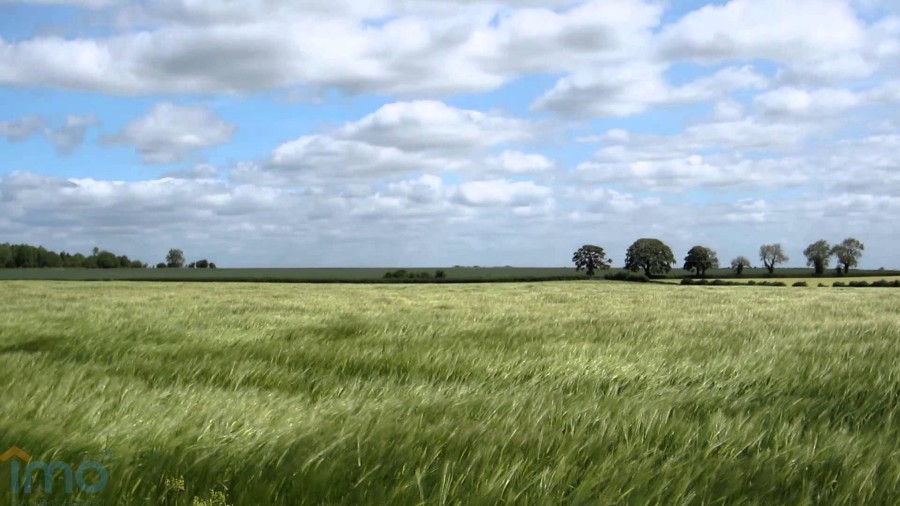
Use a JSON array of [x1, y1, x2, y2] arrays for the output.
[[0, 281, 898, 504]]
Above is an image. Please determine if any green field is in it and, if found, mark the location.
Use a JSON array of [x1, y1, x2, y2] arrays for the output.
[[1, 267, 897, 283], [658, 275, 900, 287], [1, 281, 899, 504], [0, 267, 580, 282]]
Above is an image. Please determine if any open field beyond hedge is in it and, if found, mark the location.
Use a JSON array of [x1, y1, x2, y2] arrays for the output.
[[1, 281, 899, 504]]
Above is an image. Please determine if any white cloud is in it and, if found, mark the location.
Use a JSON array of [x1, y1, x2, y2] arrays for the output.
[[659, 0, 868, 78], [0, 114, 97, 153], [0, 116, 44, 141], [533, 64, 769, 118], [236, 101, 540, 185], [453, 179, 552, 207], [106, 103, 235, 164], [485, 150, 554, 174]]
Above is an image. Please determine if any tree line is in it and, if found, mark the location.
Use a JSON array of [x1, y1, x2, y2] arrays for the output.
[[155, 248, 217, 269], [0, 243, 147, 269], [0, 243, 218, 270], [573, 238, 866, 278]]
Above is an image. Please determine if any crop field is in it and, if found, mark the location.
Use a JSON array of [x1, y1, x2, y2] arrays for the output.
[[0, 267, 581, 282], [1, 281, 899, 504], [1, 267, 897, 283], [657, 275, 900, 286]]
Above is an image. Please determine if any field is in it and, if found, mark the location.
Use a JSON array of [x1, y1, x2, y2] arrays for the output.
[[1, 281, 899, 504], [1, 267, 898, 283], [0, 267, 581, 282], [657, 275, 900, 287]]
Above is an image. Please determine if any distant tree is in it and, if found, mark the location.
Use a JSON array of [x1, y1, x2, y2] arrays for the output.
[[831, 238, 865, 274], [572, 245, 611, 277], [129, 260, 146, 269], [0, 243, 12, 268], [166, 249, 185, 269], [156, 263, 167, 269], [195, 259, 210, 269], [95, 251, 119, 269], [730, 256, 751, 276], [683, 245, 719, 278], [759, 244, 789, 275], [71, 253, 87, 268], [209, 263, 217, 269], [803, 240, 832, 276], [625, 238, 675, 278]]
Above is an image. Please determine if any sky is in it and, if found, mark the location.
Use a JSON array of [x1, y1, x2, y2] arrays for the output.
[[0, 0, 898, 268]]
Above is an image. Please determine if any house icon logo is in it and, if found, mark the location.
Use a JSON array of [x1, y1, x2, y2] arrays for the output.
[[0, 447, 30, 463], [2, 445, 107, 495]]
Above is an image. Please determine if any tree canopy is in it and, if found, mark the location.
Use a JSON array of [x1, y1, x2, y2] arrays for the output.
[[625, 238, 675, 278], [0, 242, 146, 269], [572, 245, 611, 277], [759, 244, 789, 274], [683, 245, 719, 278], [166, 249, 186, 269], [831, 238, 864, 274], [730, 256, 751, 276], [803, 240, 832, 275]]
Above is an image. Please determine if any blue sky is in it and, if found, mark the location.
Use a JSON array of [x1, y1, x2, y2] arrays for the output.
[[0, 0, 898, 268]]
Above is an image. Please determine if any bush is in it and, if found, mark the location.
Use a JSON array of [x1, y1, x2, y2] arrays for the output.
[[680, 278, 694, 285], [604, 271, 649, 283], [435, 270, 446, 279], [747, 280, 756, 286], [833, 282, 846, 287], [758, 281, 787, 287], [849, 281, 870, 288], [793, 281, 808, 287], [818, 283, 827, 287]]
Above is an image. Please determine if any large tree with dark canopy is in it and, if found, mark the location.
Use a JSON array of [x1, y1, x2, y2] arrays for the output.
[[730, 256, 751, 276], [803, 240, 832, 275], [831, 238, 865, 274], [572, 245, 611, 277], [683, 245, 719, 278], [625, 238, 675, 278]]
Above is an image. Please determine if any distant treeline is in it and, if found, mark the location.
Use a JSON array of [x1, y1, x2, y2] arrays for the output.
[[0, 243, 147, 269]]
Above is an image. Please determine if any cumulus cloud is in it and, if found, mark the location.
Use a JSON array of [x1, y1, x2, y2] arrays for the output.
[[235, 100, 540, 185], [105, 103, 235, 164], [0, 114, 97, 153], [0, 116, 44, 141], [533, 64, 769, 118]]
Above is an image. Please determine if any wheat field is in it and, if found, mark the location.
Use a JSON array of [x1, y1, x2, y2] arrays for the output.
[[1, 281, 898, 505]]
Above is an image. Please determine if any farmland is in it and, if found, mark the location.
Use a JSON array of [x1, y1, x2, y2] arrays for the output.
[[0, 266, 897, 283], [1, 280, 899, 504]]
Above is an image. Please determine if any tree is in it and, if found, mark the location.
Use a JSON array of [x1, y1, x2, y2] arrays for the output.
[[803, 240, 832, 276], [95, 250, 119, 269], [0, 243, 12, 268], [831, 238, 865, 274], [166, 249, 185, 268], [156, 263, 167, 269], [195, 259, 210, 269], [572, 245, 611, 277], [683, 245, 719, 278], [730, 256, 751, 276], [759, 244, 789, 274], [625, 238, 675, 278]]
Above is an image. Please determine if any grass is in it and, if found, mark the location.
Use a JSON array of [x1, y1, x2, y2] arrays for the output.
[[1, 267, 897, 283], [659, 275, 900, 286], [0, 281, 899, 504], [0, 267, 582, 282]]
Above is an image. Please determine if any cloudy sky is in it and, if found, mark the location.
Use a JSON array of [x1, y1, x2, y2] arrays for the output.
[[1, 0, 898, 268]]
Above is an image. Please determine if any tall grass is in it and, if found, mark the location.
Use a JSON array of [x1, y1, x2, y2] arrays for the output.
[[0, 281, 898, 504]]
